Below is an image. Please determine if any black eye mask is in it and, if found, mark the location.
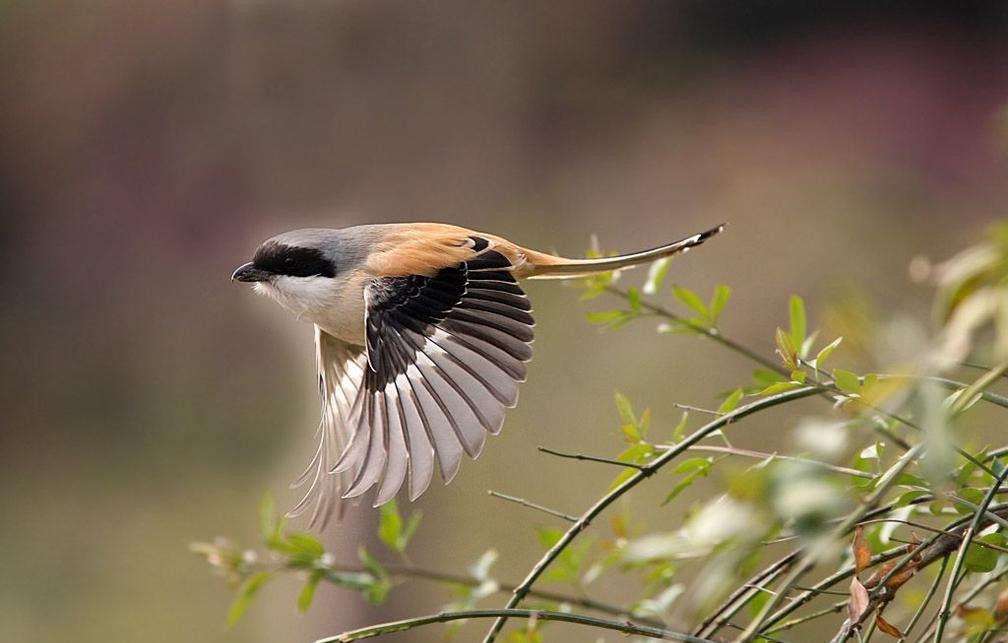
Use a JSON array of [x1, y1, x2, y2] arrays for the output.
[[253, 242, 337, 278]]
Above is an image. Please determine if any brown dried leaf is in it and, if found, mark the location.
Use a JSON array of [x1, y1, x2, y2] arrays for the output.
[[885, 565, 916, 590], [853, 525, 871, 574], [875, 614, 904, 640], [848, 577, 870, 625]]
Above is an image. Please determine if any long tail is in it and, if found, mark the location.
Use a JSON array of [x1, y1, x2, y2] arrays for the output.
[[522, 223, 725, 280]]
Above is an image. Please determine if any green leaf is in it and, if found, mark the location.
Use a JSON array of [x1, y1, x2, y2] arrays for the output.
[[833, 369, 861, 394], [259, 493, 280, 542], [672, 411, 689, 442], [639, 407, 652, 437], [757, 381, 804, 396], [378, 500, 404, 553], [357, 546, 391, 604], [643, 257, 672, 295], [675, 457, 713, 474], [586, 310, 627, 325], [227, 571, 271, 627], [775, 327, 797, 368], [789, 295, 807, 353], [662, 464, 711, 505], [285, 532, 325, 560], [814, 336, 843, 368], [964, 534, 1004, 573], [627, 287, 642, 312], [894, 490, 929, 507], [718, 388, 744, 413], [614, 391, 637, 426], [709, 285, 732, 324], [401, 511, 422, 551], [298, 570, 323, 612], [673, 285, 709, 321]]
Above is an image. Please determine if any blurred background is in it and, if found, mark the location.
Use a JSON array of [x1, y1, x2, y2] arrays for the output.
[[3, 2, 1008, 642]]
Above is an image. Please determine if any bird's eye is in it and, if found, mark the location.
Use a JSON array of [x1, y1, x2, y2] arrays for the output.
[[284, 256, 295, 266]]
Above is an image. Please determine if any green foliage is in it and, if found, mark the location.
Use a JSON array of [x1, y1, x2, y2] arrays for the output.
[[197, 225, 1008, 643], [378, 499, 422, 556]]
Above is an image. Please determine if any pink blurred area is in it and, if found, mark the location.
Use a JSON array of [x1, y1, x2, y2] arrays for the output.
[[2, 2, 1007, 642]]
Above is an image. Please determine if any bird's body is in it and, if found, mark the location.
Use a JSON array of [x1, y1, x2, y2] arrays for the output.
[[234, 221, 723, 526]]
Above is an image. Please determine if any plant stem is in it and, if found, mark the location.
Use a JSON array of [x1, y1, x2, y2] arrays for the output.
[[537, 446, 646, 469], [487, 490, 578, 522], [672, 444, 874, 479], [480, 385, 822, 643], [316, 608, 716, 642], [948, 360, 1008, 416], [933, 462, 1008, 641], [903, 554, 949, 639], [737, 444, 923, 642], [604, 285, 789, 376]]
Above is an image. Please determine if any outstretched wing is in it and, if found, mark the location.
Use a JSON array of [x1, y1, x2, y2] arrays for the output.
[[287, 328, 367, 528], [291, 247, 534, 526]]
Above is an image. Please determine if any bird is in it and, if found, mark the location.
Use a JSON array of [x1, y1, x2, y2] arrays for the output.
[[232, 222, 725, 526]]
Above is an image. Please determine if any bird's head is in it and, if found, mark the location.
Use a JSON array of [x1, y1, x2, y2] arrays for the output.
[[232, 228, 370, 321]]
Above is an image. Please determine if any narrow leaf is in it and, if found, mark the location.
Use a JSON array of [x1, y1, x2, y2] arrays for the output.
[[833, 369, 861, 394], [718, 388, 744, 413], [227, 571, 271, 627], [298, 571, 323, 612], [627, 287, 642, 312], [815, 336, 843, 368], [709, 285, 732, 324], [852, 525, 871, 573], [378, 500, 404, 553], [673, 285, 709, 320], [789, 295, 807, 352], [614, 392, 637, 426], [875, 614, 903, 640]]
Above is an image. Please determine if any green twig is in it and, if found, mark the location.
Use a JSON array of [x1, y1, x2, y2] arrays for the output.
[[933, 463, 1008, 641], [481, 385, 822, 643], [537, 446, 646, 470], [316, 608, 715, 642], [487, 490, 578, 523]]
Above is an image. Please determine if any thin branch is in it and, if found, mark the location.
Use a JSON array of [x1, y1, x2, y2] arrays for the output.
[[856, 519, 1008, 554], [537, 446, 645, 470], [917, 567, 1008, 640], [945, 495, 1008, 531], [487, 490, 578, 523], [480, 385, 823, 643], [737, 444, 924, 642], [675, 402, 724, 416], [903, 554, 949, 639], [948, 360, 1008, 416], [933, 463, 1008, 641], [604, 285, 790, 376], [315, 608, 717, 642], [766, 601, 847, 634], [671, 444, 874, 479], [696, 552, 800, 637]]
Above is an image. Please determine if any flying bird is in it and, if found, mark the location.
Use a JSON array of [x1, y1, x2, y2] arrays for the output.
[[233, 222, 724, 526]]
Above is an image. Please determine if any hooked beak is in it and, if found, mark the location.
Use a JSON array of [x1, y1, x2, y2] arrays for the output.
[[231, 262, 273, 283]]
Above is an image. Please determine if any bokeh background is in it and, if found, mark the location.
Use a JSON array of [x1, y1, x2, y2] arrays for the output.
[[3, 2, 1008, 642]]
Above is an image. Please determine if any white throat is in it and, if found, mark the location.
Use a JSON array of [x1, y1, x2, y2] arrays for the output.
[[254, 273, 368, 345]]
